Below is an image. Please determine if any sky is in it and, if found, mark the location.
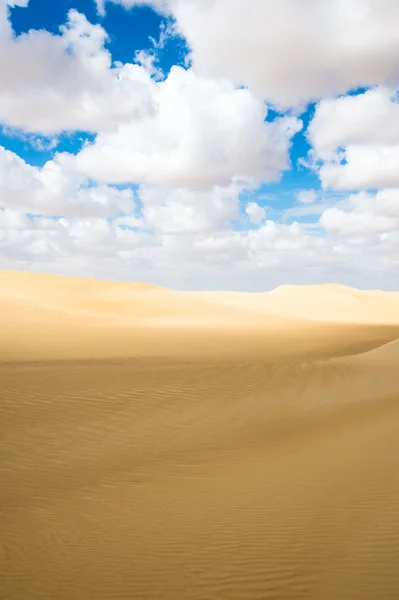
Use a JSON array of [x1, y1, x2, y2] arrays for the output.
[[0, 0, 398, 290]]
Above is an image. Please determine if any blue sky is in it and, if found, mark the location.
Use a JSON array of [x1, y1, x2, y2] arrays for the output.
[[0, 0, 398, 290]]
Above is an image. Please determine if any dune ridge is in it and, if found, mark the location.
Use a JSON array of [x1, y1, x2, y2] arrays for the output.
[[1, 269, 399, 599], [0, 269, 399, 362], [1, 269, 399, 326]]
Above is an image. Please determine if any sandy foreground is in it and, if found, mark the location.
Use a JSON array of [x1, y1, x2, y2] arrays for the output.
[[1, 269, 399, 599]]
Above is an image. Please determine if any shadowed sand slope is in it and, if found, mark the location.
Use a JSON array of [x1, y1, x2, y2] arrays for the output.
[[1, 270, 399, 599]]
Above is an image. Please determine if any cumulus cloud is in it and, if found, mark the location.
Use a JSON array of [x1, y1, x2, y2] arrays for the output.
[[139, 184, 241, 233], [318, 146, 399, 190], [308, 87, 399, 155], [248, 220, 322, 256], [5, 0, 29, 7], [63, 66, 301, 188], [95, 0, 169, 16], [297, 190, 317, 204], [245, 202, 266, 224], [320, 189, 399, 240], [0, 6, 155, 133], [0, 146, 134, 217], [0, 209, 148, 264], [0, 208, 332, 281], [0, 0, 398, 291], [1, 202, 398, 290], [308, 87, 399, 189], [103, 0, 399, 107]]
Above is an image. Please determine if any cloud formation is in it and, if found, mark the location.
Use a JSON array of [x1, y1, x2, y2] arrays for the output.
[[138, 184, 241, 234], [0, 6, 155, 133], [63, 66, 301, 188], [297, 190, 317, 204], [104, 0, 399, 106], [0, 0, 398, 290], [245, 202, 266, 224], [320, 190, 399, 240], [95, 0, 168, 16], [308, 87, 399, 189], [0, 146, 134, 217]]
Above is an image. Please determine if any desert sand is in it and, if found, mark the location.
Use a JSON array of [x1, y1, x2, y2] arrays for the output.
[[1, 268, 399, 599]]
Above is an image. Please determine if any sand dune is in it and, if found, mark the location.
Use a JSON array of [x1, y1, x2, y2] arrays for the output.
[[1, 268, 399, 362], [2, 269, 399, 328], [1, 269, 399, 599], [201, 283, 399, 324]]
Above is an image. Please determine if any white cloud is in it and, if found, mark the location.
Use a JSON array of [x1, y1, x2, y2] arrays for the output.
[[95, 0, 168, 16], [134, 49, 163, 79], [0, 207, 30, 230], [318, 145, 399, 190], [0, 146, 134, 218], [320, 189, 399, 240], [245, 202, 266, 224], [139, 184, 241, 233], [1, 203, 398, 290], [103, 0, 399, 107], [308, 87, 399, 156], [6, 0, 29, 7], [297, 190, 317, 204], [308, 87, 399, 190], [247, 220, 322, 255], [63, 66, 301, 188], [0, 0, 398, 291], [0, 6, 155, 133]]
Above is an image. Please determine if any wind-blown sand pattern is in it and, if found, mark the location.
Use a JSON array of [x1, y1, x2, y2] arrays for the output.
[[1, 269, 399, 600]]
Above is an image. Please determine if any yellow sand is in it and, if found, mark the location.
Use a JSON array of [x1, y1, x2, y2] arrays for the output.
[[1, 268, 399, 599]]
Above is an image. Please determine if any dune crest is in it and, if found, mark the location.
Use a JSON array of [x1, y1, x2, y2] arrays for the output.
[[0, 269, 398, 362], [1, 268, 399, 322]]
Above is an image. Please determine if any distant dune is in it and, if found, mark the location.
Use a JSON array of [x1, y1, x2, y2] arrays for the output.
[[203, 283, 399, 323], [1, 269, 399, 361], [1, 269, 399, 599]]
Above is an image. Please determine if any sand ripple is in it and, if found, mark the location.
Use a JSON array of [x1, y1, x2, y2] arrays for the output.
[[1, 342, 399, 599]]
